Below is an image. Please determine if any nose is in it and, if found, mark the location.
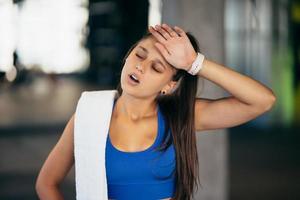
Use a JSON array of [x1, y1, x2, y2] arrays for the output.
[[136, 64, 144, 73]]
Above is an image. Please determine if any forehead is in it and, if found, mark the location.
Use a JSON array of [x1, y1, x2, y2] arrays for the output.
[[137, 36, 157, 50], [136, 37, 175, 71]]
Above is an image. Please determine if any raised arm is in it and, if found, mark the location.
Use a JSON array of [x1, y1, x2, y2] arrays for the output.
[[35, 114, 75, 199], [193, 59, 276, 131], [149, 24, 276, 131]]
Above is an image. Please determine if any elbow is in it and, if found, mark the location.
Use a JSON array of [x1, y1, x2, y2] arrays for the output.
[[35, 174, 57, 198], [35, 183, 42, 197], [252, 92, 277, 114], [261, 93, 277, 112], [35, 179, 44, 198], [35, 176, 47, 197]]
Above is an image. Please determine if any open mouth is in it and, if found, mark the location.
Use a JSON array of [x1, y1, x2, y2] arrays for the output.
[[128, 74, 140, 83]]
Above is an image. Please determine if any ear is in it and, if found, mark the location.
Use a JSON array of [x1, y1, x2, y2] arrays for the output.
[[162, 80, 178, 94]]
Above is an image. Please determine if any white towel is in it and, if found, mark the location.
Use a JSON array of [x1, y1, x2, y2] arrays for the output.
[[74, 89, 119, 200]]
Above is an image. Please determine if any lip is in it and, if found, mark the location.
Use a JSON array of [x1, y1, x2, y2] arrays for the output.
[[127, 74, 140, 86], [129, 72, 141, 82]]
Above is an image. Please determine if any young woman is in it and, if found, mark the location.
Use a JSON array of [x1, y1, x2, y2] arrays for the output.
[[35, 24, 276, 200]]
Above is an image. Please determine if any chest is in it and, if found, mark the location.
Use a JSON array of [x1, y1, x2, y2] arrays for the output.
[[105, 108, 177, 192], [108, 115, 158, 152]]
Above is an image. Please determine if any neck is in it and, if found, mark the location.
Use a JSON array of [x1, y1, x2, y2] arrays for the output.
[[114, 92, 158, 122]]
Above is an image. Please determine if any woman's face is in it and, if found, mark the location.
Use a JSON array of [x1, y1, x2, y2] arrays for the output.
[[120, 36, 178, 98]]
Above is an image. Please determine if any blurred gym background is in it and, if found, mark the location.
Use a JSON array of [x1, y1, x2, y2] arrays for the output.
[[0, 0, 299, 199]]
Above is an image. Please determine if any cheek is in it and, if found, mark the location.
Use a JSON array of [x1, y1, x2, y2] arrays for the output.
[[144, 74, 168, 89], [120, 67, 129, 85], [121, 62, 132, 76]]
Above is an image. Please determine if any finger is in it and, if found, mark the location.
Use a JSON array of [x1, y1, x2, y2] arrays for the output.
[[149, 26, 167, 44], [154, 42, 170, 59], [155, 25, 171, 40], [162, 24, 179, 37], [174, 26, 187, 37]]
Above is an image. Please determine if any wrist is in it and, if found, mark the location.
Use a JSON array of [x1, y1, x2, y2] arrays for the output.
[[186, 52, 198, 70], [186, 52, 205, 75]]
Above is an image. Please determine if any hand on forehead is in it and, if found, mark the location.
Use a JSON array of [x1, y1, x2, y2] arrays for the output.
[[137, 37, 175, 71], [148, 24, 197, 71]]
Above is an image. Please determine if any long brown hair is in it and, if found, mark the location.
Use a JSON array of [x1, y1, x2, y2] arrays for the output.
[[116, 30, 203, 200]]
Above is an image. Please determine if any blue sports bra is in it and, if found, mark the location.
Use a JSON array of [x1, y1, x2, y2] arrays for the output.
[[105, 100, 176, 199]]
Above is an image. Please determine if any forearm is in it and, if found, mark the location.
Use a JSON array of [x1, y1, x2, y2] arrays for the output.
[[197, 59, 276, 108], [36, 184, 64, 200]]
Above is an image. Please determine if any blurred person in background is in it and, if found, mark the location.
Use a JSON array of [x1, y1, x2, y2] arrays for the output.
[[35, 24, 276, 200]]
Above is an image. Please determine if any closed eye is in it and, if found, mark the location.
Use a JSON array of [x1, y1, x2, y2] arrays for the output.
[[152, 64, 163, 73], [135, 53, 143, 59], [135, 53, 163, 73]]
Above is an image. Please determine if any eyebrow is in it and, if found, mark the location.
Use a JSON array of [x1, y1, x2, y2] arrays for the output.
[[138, 46, 148, 53], [137, 46, 167, 70]]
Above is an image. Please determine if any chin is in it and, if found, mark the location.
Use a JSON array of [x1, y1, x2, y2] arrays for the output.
[[120, 78, 136, 94]]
